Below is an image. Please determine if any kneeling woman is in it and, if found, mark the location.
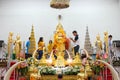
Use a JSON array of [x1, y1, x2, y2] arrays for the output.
[[37, 37, 45, 60]]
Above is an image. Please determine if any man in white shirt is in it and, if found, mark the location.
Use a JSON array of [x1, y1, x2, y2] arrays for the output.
[[108, 35, 113, 58], [70, 30, 80, 56]]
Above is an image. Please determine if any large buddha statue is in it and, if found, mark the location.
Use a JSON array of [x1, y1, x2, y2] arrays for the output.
[[54, 22, 66, 52]]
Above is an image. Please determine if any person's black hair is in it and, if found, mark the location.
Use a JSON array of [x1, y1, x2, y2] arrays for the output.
[[29, 37, 31, 40], [38, 37, 43, 43], [81, 54, 86, 59], [109, 35, 112, 38], [58, 74, 63, 79], [72, 30, 77, 34], [49, 40, 52, 43]]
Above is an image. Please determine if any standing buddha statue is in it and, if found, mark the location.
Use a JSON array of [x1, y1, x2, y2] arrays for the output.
[[95, 34, 102, 52], [104, 31, 108, 53], [14, 35, 22, 59], [73, 53, 82, 66], [85, 60, 93, 77], [8, 32, 14, 58]]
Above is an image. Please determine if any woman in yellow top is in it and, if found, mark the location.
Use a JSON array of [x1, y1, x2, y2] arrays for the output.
[[47, 40, 54, 58], [38, 37, 45, 60], [47, 40, 54, 54]]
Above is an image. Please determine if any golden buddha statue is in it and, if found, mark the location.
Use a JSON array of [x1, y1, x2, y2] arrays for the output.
[[73, 53, 82, 66], [85, 61, 93, 77], [30, 67, 41, 80], [55, 52, 65, 67], [51, 52, 56, 65], [95, 34, 102, 52], [8, 32, 14, 57], [29, 61, 35, 72], [54, 15, 66, 53], [39, 48, 47, 66], [39, 53, 46, 63], [14, 35, 22, 58], [104, 31, 108, 53], [54, 23, 66, 52], [46, 53, 56, 66], [77, 66, 88, 80]]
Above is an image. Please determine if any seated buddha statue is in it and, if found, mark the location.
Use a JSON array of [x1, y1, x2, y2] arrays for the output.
[[73, 53, 82, 64], [77, 66, 88, 80], [85, 61, 93, 77], [55, 52, 65, 67], [30, 67, 41, 80]]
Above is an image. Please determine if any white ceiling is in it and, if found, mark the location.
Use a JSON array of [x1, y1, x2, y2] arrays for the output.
[[0, 0, 119, 15], [0, 0, 120, 47]]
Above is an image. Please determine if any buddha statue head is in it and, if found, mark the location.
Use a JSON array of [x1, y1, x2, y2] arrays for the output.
[[104, 31, 108, 36], [9, 32, 13, 37], [55, 23, 66, 41], [96, 34, 100, 40], [16, 35, 20, 40], [8, 32, 14, 43]]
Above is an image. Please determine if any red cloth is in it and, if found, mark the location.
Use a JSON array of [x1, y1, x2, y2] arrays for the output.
[[19, 77, 26, 80], [97, 76, 102, 80], [65, 38, 70, 50]]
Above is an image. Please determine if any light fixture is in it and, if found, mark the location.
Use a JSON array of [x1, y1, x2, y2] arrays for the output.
[[67, 58, 72, 64], [50, 0, 70, 9], [46, 58, 52, 64]]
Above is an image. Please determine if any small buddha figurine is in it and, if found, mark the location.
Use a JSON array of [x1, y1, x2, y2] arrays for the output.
[[8, 32, 14, 57], [55, 52, 65, 67], [95, 34, 102, 52], [85, 60, 93, 77], [30, 67, 41, 80], [77, 66, 87, 80], [104, 31, 108, 53], [51, 52, 56, 65], [73, 53, 81, 63], [14, 35, 22, 59], [29, 62, 35, 71]]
